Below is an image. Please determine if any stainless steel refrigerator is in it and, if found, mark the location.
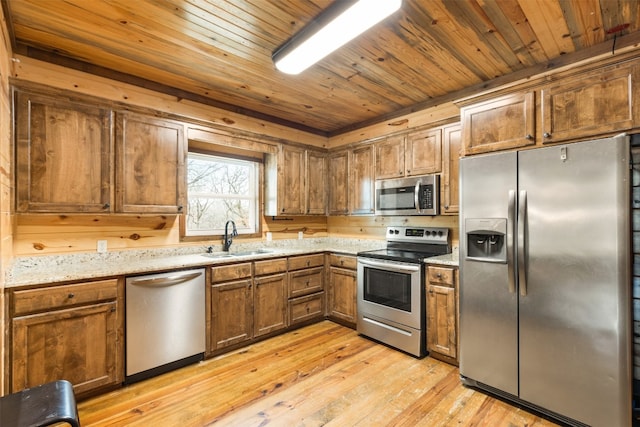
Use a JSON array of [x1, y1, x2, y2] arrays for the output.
[[459, 134, 632, 427]]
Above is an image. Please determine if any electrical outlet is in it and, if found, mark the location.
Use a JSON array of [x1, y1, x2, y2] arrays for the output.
[[97, 240, 108, 253], [298, 231, 304, 240]]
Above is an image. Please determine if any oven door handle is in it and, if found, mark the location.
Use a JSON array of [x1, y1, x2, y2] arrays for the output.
[[358, 258, 421, 273]]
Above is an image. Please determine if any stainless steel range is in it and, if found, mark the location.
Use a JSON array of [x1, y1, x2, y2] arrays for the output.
[[357, 226, 451, 357]]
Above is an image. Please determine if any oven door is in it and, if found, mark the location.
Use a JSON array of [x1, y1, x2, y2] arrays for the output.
[[357, 257, 422, 329]]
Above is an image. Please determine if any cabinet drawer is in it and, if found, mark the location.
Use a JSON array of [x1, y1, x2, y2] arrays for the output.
[[254, 258, 287, 276], [289, 292, 324, 325], [427, 266, 456, 286], [289, 267, 324, 298], [13, 279, 118, 316], [329, 254, 357, 270], [211, 262, 252, 283], [288, 254, 324, 271]]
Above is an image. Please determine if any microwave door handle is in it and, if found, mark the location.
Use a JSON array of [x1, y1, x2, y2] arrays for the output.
[[414, 180, 421, 213]]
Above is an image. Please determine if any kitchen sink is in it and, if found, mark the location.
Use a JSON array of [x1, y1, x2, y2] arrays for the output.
[[202, 249, 275, 259]]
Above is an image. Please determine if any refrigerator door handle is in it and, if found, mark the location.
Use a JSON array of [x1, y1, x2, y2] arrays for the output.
[[518, 190, 528, 296], [507, 190, 516, 293]]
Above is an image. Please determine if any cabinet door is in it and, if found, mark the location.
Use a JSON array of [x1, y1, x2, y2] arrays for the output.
[[15, 91, 113, 213], [426, 284, 457, 359], [461, 91, 535, 155], [350, 145, 375, 215], [329, 150, 349, 215], [375, 135, 405, 179], [406, 129, 441, 176], [541, 65, 636, 143], [306, 150, 327, 215], [254, 273, 287, 337], [277, 145, 305, 215], [442, 124, 461, 214], [116, 113, 185, 213], [12, 302, 119, 396], [210, 279, 253, 350], [328, 267, 357, 325]]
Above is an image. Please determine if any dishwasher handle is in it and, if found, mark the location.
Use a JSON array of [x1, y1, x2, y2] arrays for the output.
[[129, 271, 203, 288]]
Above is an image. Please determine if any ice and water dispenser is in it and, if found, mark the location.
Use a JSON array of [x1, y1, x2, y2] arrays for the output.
[[465, 218, 507, 263]]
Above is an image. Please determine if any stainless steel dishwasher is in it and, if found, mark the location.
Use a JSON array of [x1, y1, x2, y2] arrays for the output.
[[125, 268, 206, 383]]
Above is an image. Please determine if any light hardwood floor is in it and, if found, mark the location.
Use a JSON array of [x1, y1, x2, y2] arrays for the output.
[[78, 321, 561, 426]]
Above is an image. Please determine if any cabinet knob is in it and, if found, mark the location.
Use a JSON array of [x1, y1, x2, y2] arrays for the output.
[[110, 307, 116, 313], [177, 205, 183, 212], [306, 280, 310, 286], [543, 132, 551, 138], [428, 289, 434, 294], [306, 261, 310, 266], [103, 203, 110, 210], [68, 293, 75, 299], [340, 260, 344, 266], [525, 134, 533, 140], [436, 273, 442, 279]]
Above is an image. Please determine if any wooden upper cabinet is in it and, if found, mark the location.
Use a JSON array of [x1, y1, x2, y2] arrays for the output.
[[461, 91, 535, 155], [375, 130, 442, 179], [306, 150, 327, 215], [541, 64, 637, 143], [375, 135, 405, 179], [14, 91, 113, 213], [328, 150, 349, 215], [441, 123, 461, 215], [406, 128, 442, 176], [116, 112, 186, 214], [277, 145, 305, 215], [350, 144, 375, 215], [265, 145, 326, 216]]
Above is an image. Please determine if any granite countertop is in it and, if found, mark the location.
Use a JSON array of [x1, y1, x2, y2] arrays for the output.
[[5, 238, 459, 288]]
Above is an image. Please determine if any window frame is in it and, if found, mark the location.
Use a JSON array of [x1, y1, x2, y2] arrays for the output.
[[180, 148, 263, 242]]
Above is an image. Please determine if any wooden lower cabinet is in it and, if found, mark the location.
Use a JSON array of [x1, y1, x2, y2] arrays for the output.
[[287, 254, 325, 325], [210, 279, 253, 351], [253, 273, 288, 337], [327, 254, 358, 327], [9, 278, 122, 397], [253, 258, 288, 337], [426, 265, 458, 364], [209, 262, 253, 352]]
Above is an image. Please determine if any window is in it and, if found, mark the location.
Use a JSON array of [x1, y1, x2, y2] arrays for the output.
[[185, 152, 259, 237]]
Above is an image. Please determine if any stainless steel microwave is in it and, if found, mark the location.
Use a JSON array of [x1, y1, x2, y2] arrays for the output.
[[375, 175, 439, 216]]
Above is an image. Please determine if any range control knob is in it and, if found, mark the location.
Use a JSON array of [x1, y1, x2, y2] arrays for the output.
[[438, 230, 444, 237], [388, 229, 394, 235], [425, 230, 431, 236], [394, 229, 399, 234]]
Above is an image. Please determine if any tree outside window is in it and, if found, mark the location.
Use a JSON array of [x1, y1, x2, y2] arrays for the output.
[[186, 152, 258, 236]]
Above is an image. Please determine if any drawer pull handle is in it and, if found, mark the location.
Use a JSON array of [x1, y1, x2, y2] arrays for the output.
[[67, 293, 75, 299]]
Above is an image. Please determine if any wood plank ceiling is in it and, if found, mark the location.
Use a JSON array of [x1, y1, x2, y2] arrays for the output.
[[3, 0, 640, 136]]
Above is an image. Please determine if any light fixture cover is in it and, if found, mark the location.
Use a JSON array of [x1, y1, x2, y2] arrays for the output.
[[273, 0, 402, 75]]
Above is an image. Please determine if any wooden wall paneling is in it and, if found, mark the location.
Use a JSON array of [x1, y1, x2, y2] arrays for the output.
[[1, 1, 15, 396], [13, 214, 181, 255], [12, 56, 328, 149], [327, 215, 459, 244], [262, 216, 328, 240]]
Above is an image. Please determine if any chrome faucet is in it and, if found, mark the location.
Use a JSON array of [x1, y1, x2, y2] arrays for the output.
[[223, 220, 238, 251]]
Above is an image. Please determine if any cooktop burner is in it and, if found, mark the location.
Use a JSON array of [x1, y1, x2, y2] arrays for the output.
[[357, 226, 451, 264]]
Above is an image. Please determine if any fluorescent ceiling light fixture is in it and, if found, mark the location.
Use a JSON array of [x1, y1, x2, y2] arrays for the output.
[[272, 0, 402, 75]]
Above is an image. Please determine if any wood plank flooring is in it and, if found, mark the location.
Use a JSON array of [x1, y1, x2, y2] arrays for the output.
[[77, 321, 560, 426]]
